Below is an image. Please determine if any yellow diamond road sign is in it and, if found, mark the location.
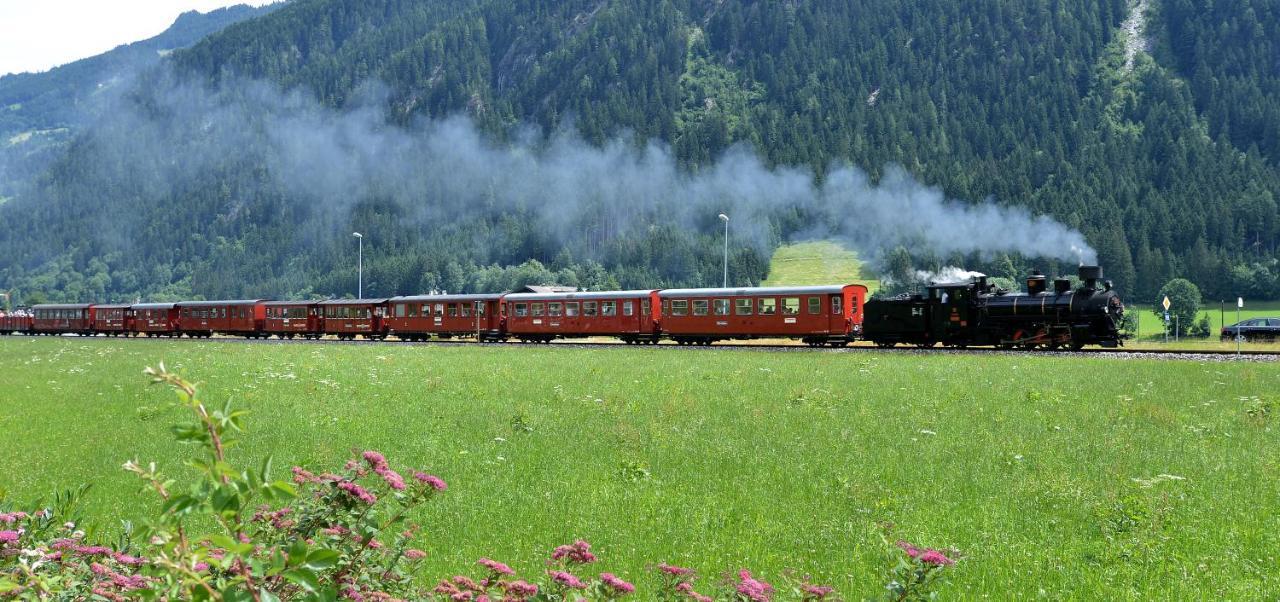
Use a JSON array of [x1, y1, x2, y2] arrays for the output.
[[1162, 296, 1171, 311]]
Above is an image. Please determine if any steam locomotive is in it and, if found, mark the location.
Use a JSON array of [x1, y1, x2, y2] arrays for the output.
[[862, 265, 1125, 349]]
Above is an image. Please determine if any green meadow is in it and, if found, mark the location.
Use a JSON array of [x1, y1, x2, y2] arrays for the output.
[[0, 337, 1277, 598]]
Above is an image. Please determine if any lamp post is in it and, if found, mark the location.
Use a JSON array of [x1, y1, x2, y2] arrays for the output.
[[352, 232, 363, 299], [718, 213, 729, 288]]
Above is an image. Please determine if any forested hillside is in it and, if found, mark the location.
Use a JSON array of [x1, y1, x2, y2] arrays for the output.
[[1, 0, 1278, 304], [0, 3, 279, 205]]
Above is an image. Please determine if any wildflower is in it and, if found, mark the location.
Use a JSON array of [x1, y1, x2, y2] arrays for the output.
[[896, 540, 922, 559], [919, 550, 954, 566], [478, 557, 515, 575], [658, 563, 695, 577], [600, 572, 635, 594], [734, 569, 774, 602], [502, 580, 539, 598], [112, 552, 146, 566], [548, 570, 588, 589], [801, 583, 834, 598], [551, 540, 597, 564], [0, 512, 28, 524], [413, 471, 448, 491], [376, 467, 406, 491], [405, 549, 428, 560], [0, 530, 19, 545], [291, 466, 316, 484], [338, 480, 378, 504], [362, 450, 388, 470]]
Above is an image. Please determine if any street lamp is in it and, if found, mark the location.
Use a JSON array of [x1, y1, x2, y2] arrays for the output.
[[718, 213, 729, 288], [352, 232, 363, 299]]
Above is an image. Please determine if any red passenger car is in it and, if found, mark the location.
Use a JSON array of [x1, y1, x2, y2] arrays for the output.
[[92, 303, 134, 336], [176, 300, 267, 338], [657, 285, 867, 346], [133, 303, 179, 336], [32, 304, 94, 335], [319, 299, 388, 340], [386, 294, 505, 342], [503, 290, 660, 344], [264, 301, 322, 339], [0, 311, 32, 335]]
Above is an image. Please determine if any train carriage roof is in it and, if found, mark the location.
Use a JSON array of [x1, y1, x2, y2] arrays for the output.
[[502, 290, 658, 302], [316, 298, 389, 305], [31, 303, 93, 309], [92, 303, 133, 309], [657, 285, 858, 298], [263, 300, 321, 306], [132, 302, 177, 310], [390, 294, 505, 303], [175, 300, 267, 308]]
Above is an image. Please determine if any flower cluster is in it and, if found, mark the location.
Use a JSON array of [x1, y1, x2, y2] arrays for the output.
[[882, 538, 961, 601]]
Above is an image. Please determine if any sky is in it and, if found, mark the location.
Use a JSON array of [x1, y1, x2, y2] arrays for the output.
[[0, 0, 278, 76]]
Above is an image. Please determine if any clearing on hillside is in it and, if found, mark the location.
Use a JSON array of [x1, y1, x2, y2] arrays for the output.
[[762, 240, 879, 292]]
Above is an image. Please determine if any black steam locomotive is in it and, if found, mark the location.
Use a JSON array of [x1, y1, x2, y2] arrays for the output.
[[862, 266, 1125, 350]]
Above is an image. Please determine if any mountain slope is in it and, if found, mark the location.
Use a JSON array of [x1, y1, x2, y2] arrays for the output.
[[1, 0, 1278, 304], [0, 3, 281, 203]]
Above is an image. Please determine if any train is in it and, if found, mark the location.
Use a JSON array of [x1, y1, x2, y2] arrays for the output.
[[0, 265, 1125, 349]]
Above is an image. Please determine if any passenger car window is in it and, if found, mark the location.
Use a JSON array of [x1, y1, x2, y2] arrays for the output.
[[602, 301, 616, 316], [714, 299, 729, 315], [565, 302, 579, 317], [808, 297, 821, 315], [759, 298, 776, 315], [584, 301, 598, 317], [448, 304, 458, 317], [623, 301, 634, 316], [671, 300, 688, 316], [532, 303, 545, 317], [461, 303, 471, 317], [549, 302, 562, 317], [514, 303, 528, 317], [832, 297, 842, 315], [692, 300, 709, 316], [735, 298, 752, 315], [782, 298, 800, 315]]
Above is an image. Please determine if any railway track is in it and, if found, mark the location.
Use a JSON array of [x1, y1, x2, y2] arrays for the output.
[[9, 332, 1278, 361]]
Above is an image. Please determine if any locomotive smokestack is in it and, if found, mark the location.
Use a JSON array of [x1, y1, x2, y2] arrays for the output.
[[1078, 265, 1103, 289], [1026, 271, 1047, 296]]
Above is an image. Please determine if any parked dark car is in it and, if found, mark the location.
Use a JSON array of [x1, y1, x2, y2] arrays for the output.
[[1221, 318, 1280, 341]]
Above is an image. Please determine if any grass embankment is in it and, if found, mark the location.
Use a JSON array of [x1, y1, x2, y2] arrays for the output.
[[762, 241, 879, 293], [1, 338, 1277, 597]]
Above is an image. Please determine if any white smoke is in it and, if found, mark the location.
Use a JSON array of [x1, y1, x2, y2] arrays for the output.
[[71, 72, 1099, 269]]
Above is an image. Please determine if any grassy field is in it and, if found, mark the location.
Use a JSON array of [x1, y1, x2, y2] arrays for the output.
[[762, 241, 879, 292], [1, 337, 1277, 598], [1126, 301, 1280, 340]]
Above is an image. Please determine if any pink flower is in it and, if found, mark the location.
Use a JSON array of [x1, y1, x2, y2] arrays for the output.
[[0, 512, 28, 524], [600, 572, 635, 594], [896, 540, 922, 559], [478, 557, 515, 575], [413, 472, 448, 491], [405, 549, 428, 560], [502, 580, 539, 597], [112, 552, 146, 566], [919, 549, 954, 566], [550, 540, 596, 564], [658, 563, 695, 577], [376, 467, 406, 491], [338, 480, 378, 504], [362, 450, 388, 470], [548, 570, 587, 589], [0, 530, 19, 544], [734, 569, 774, 602], [291, 466, 316, 484]]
